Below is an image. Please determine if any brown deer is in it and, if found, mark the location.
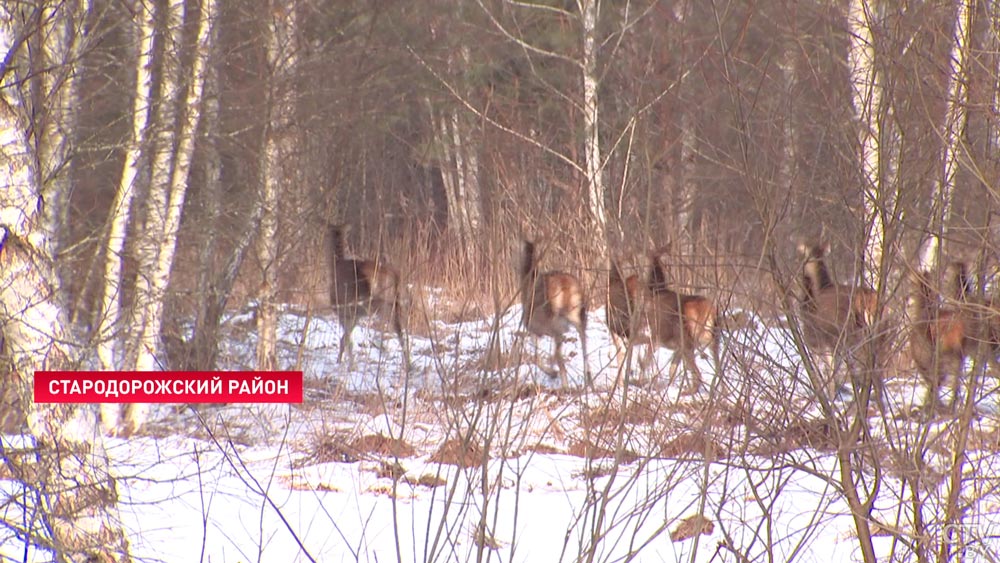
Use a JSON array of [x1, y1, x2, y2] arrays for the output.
[[908, 265, 973, 413], [643, 248, 719, 395], [327, 224, 408, 369], [520, 240, 591, 387], [607, 259, 652, 380], [796, 242, 878, 399]]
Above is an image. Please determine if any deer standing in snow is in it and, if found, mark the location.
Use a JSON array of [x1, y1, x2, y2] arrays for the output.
[[796, 241, 878, 399], [519, 240, 592, 387], [327, 224, 409, 369], [643, 247, 719, 395]]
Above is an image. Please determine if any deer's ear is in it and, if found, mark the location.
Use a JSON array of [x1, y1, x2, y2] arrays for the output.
[[821, 242, 831, 256], [796, 241, 809, 255]]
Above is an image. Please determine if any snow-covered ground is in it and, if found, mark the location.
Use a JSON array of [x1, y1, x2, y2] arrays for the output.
[[4, 295, 1000, 562]]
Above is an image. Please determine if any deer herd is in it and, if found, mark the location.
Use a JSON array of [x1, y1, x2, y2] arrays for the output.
[[324, 224, 1000, 415]]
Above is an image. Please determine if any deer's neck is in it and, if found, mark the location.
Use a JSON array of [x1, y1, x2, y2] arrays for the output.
[[804, 260, 833, 292]]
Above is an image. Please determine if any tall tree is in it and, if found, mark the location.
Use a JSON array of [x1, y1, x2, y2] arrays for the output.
[[0, 8, 133, 560], [849, 0, 892, 285], [97, 0, 156, 432], [256, 1, 300, 370], [917, 0, 974, 271], [579, 0, 608, 257], [37, 0, 91, 264], [105, 0, 219, 434]]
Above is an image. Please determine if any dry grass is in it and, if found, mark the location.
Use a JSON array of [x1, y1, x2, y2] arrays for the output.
[[429, 438, 487, 468]]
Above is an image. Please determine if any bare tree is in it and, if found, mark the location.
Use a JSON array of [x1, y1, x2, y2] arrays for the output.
[[37, 0, 91, 264], [917, 0, 974, 271], [579, 0, 608, 258], [256, 2, 300, 370], [0, 9, 132, 560], [96, 0, 156, 377], [104, 0, 219, 435], [848, 0, 893, 284]]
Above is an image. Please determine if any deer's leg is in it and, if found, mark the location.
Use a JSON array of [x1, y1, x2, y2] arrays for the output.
[[384, 297, 411, 372], [338, 306, 359, 367], [553, 333, 569, 386], [612, 333, 627, 388], [666, 351, 683, 389], [681, 347, 703, 395], [577, 316, 591, 387]]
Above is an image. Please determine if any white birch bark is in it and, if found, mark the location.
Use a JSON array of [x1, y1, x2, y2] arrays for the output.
[[0, 13, 132, 560], [917, 0, 973, 272], [116, 0, 216, 434], [39, 0, 90, 258], [97, 0, 155, 377], [454, 45, 483, 243], [192, 16, 224, 370], [579, 0, 609, 254], [256, 3, 299, 370], [848, 0, 889, 283], [130, 0, 186, 375], [673, 0, 695, 251]]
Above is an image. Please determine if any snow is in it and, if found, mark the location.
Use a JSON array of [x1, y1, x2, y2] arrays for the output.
[[3, 297, 1000, 562]]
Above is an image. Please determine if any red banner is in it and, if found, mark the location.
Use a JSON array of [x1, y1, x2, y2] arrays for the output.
[[34, 371, 304, 404]]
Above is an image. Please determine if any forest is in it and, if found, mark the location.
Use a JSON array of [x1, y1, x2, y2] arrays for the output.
[[2, 0, 1000, 561]]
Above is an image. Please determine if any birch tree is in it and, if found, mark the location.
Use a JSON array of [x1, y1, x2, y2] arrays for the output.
[[671, 0, 696, 252], [37, 0, 91, 261], [848, 0, 892, 284], [0, 11, 133, 561], [917, 0, 973, 272], [256, 2, 300, 370], [129, 0, 186, 374], [96, 0, 156, 376], [108, 0, 218, 435], [579, 0, 608, 259]]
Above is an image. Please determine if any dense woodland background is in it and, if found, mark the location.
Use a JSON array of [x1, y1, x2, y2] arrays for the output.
[[4, 0, 1000, 561], [5, 0, 1000, 371]]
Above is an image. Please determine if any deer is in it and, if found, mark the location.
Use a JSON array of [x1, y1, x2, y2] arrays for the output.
[[327, 224, 409, 370], [519, 239, 592, 387], [907, 264, 974, 414], [796, 241, 879, 400], [607, 259, 653, 382], [910, 260, 1000, 413], [642, 247, 719, 395]]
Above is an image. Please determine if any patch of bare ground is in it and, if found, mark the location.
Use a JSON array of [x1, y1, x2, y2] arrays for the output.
[[296, 430, 416, 468], [409, 473, 448, 488], [278, 474, 340, 492], [429, 438, 488, 467], [566, 439, 638, 464], [670, 514, 714, 542], [580, 395, 668, 429], [298, 431, 361, 466], [658, 431, 719, 459], [522, 442, 562, 456], [351, 433, 416, 458], [750, 419, 838, 455]]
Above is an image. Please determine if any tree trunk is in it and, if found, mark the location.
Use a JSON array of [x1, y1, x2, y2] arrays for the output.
[[580, 0, 608, 263], [256, 2, 300, 370], [672, 0, 696, 253], [0, 13, 132, 559], [129, 0, 186, 374], [190, 15, 224, 371], [116, 0, 216, 434], [848, 0, 890, 285], [38, 0, 90, 276], [844, 3, 883, 562], [96, 0, 155, 373], [917, 0, 973, 271]]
